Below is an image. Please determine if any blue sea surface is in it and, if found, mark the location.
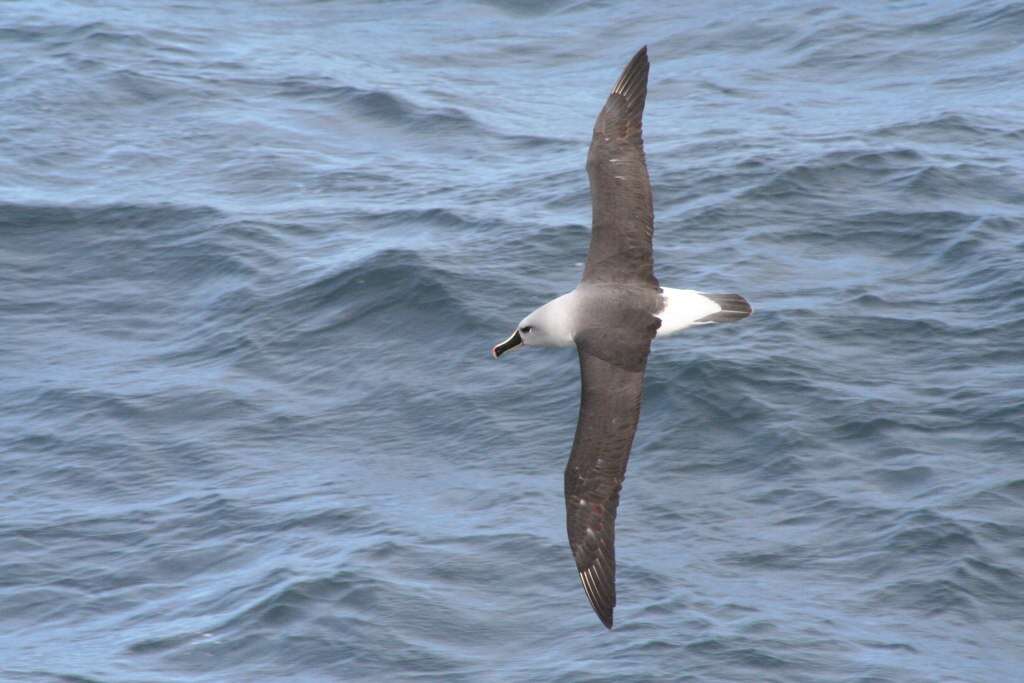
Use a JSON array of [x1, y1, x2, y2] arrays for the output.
[[2, 1, 1023, 681]]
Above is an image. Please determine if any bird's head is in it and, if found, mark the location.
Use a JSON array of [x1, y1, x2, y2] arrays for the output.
[[491, 319, 530, 359], [491, 295, 576, 359]]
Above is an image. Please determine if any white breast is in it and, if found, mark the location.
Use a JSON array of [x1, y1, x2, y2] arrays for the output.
[[655, 288, 722, 338]]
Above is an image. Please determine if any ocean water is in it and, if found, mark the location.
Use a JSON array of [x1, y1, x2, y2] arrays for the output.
[[2, 1, 1023, 681]]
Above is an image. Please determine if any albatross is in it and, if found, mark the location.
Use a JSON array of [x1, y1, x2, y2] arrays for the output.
[[491, 46, 752, 629]]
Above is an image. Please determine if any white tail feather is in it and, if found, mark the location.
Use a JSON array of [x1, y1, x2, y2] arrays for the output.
[[655, 288, 751, 338]]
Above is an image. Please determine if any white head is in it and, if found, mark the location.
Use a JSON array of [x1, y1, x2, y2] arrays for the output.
[[491, 292, 577, 359]]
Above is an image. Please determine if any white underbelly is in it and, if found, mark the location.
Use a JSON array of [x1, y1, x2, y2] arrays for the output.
[[655, 288, 720, 338]]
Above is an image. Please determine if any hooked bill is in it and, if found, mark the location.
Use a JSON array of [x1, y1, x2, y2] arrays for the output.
[[491, 329, 523, 358]]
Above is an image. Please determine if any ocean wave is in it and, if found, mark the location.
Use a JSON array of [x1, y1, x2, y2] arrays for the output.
[[126, 557, 484, 680], [270, 247, 474, 329], [907, 2, 1024, 37], [271, 76, 483, 134], [155, 244, 494, 379], [874, 111, 1024, 144], [476, 0, 585, 17], [1, 21, 151, 50], [264, 75, 566, 149], [740, 147, 928, 201], [0, 201, 220, 233]]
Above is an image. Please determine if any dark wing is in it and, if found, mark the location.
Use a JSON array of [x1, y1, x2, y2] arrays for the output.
[[583, 46, 656, 287], [564, 341, 651, 629]]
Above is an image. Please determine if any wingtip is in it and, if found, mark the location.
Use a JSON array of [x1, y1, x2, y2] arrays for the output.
[[630, 45, 648, 69], [628, 45, 648, 67], [611, 46, 650, 102], [579, 567, 616, 630]]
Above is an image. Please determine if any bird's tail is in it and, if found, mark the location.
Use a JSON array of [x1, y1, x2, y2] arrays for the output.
[[698, 293, 752, 323]]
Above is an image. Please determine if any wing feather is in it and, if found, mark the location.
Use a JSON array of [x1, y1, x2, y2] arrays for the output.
[[564, 346, 650, 628], [583, 46, 656, 286]]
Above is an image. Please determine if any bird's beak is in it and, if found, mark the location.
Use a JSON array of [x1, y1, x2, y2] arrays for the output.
[[491, 330, 523, 359]]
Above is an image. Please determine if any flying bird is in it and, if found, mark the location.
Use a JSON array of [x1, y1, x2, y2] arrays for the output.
[[491, 47, 752, 629]]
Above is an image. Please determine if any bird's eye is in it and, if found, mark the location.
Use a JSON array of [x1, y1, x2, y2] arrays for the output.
[[521, 325, 533, 334]]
